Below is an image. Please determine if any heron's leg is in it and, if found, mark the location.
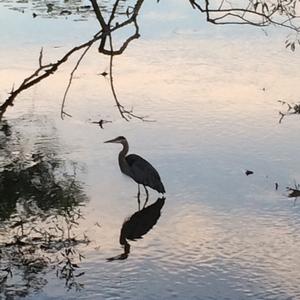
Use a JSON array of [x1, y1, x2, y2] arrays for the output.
[[137, 184, 141, 211], [143, 185, 149, 208]]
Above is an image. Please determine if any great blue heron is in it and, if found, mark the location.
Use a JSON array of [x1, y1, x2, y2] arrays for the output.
[[104, 136, 165, 208]]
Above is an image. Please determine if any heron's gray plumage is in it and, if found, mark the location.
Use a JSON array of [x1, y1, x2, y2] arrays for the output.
[[126, 154, 165, 193], [105, 136, 165, 195]]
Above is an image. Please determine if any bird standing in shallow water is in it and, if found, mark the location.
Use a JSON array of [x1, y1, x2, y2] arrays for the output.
[[104, 136, 165, 209]]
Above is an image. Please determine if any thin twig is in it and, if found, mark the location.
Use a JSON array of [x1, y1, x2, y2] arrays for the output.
[[108, 33, 128, 121], [61, 44, 93, 119], [194, 0, 300, 32], [39, 47, 43, 68], [0, 0, 146, 120], [0, 31, 103, 121], [108, 0, 121, 26], [108, 34, 150, 121]]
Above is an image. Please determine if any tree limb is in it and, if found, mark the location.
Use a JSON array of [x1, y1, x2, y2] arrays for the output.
[[61, 44, 93, 119], [108, 33, 150, 121], [0, 31, 103, 121]]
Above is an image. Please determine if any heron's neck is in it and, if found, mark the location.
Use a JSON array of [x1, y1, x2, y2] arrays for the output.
[[118, 140, 130, 175], [119, 140, 129, 159]]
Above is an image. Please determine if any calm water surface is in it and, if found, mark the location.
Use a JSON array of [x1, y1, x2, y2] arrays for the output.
[[1, 1, 300, 299]]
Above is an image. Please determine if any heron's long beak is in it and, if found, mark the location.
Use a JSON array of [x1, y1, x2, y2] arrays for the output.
[[104, 138, 119, 143]]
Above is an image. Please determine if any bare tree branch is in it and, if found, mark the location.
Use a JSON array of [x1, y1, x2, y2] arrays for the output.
[[278, 100, 300, 123], [0, 31, 103, 121], [100, 18, 140, 55], [108, 33, 150, 121], [38, 47, 43, 68], [61, 44, 93, 119], [99, 0, 144, 55], [108, 0, 122, 26], [89, 0, 107, 30], [0, 0, 146, 121], [193, 0, 300, 32], [2, 0, 300, 121]]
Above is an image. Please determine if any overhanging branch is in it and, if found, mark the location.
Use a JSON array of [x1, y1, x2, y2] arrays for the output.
[[0, 31, 103, 121]]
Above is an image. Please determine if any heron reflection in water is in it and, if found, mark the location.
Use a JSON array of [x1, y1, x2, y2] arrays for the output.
[[107, 197, 165, 261], [104, 136, 165, 209]]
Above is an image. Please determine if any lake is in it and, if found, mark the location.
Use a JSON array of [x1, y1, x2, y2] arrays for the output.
[[1, 0, 300, 299]]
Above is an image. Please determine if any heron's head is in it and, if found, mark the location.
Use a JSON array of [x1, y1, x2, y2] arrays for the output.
[[104, 136, 127, 144]]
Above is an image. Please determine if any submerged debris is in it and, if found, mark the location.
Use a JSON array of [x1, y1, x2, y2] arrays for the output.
[[287, 187, 300, 198], [286, 181, 300, 206], [98, 71, 108, 77], [91, 119, 112, 129], [245, 170, 254, 176], [278, 100, 300, 123]]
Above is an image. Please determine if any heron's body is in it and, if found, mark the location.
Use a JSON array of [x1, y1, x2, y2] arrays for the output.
[[121, 154, 165, 194], [105, 136, 165, 208]]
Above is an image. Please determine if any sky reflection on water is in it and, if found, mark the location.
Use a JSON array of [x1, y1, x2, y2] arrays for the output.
[[1, 0, 300, 299]]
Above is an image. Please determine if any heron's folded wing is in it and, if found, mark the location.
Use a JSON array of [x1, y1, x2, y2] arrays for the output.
[[126, 154, 165, 193]]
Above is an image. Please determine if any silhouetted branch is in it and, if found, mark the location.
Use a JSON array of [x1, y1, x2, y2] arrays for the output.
[[0, 0, 147, 121], [286, 181, 300, 205], [3, 0, 298, 121], [89, 0, 107, 30], [193, 0, 300, 33], [108, 0, 121, 26], [100, 18, 141, 55], [0, 31, 103, 121], [287, 186, 300, 198], [38, 47, 43, 68], [90, 0, 110, 52], [61, 43, 93, 119], [98, 0, 144, 55], [108, 34, 150, 121], [278, 100, 300, 123]]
